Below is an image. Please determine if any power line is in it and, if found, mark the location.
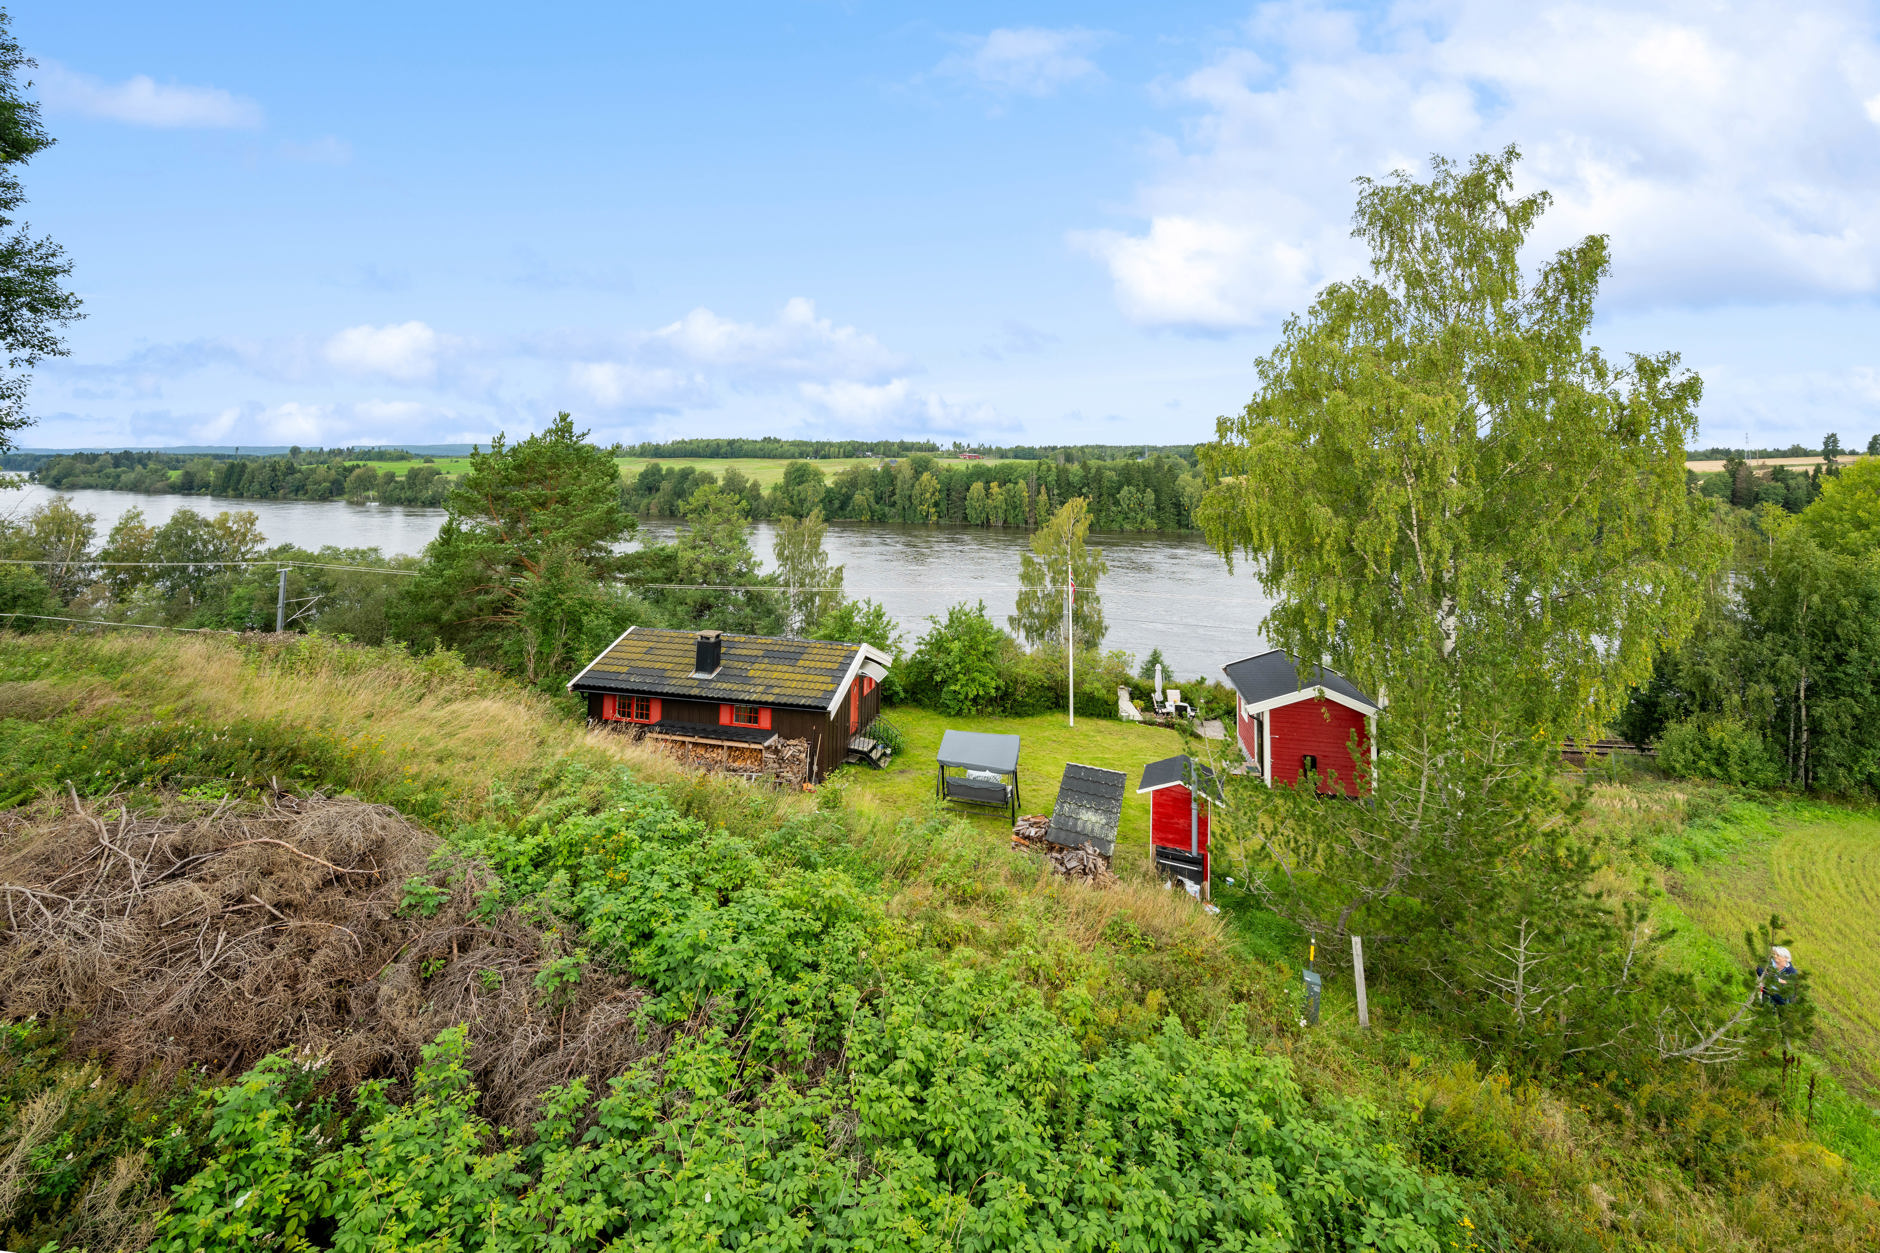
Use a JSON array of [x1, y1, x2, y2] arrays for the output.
[[0, 613, 233, 634], [0, 558, 418, 575]]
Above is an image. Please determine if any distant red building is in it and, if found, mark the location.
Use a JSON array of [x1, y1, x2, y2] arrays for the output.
[[1222, 650, 1377, 796]]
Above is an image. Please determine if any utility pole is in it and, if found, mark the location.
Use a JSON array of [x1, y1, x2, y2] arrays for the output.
[[276, 567, 288, 633]]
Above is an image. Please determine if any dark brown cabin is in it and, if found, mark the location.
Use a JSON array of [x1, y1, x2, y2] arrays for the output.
[[567, 627, 892, 783]]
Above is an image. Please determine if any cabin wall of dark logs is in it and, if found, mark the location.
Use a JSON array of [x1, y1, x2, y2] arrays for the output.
[[584, 691, 854, 782]]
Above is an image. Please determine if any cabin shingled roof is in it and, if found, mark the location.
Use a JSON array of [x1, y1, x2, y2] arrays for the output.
[[568, 627, 863, 709], [1221, 649, 1376, 712]]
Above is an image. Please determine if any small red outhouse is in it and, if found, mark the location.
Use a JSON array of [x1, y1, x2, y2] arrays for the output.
[[1222, 650, 1378, 796], [1139, 755, 1225, 894]]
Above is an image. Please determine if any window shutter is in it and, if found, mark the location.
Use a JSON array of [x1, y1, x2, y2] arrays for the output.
[[648, 698, 661, 723], [719, 703, 733, 726], [602, 694, 616, 720], [758, 707, 772, 730]]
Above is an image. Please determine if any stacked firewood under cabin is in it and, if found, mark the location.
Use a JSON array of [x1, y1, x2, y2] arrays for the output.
[[623, 725, 813, 787]]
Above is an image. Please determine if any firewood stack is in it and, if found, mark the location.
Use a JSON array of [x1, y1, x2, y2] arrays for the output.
[[761, 736, 812, 787], [1011, 814, 1051, 844], [1011, 819, 1116, 886]]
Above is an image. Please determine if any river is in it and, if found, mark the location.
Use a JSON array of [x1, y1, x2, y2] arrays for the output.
[[3, 484, 1276, 680]]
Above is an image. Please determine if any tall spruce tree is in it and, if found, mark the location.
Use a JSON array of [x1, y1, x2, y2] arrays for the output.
[[0, 10, 82, 452]]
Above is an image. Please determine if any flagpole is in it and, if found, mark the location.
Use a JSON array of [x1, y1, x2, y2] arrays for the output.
[[1067, 552, 1075, 728]]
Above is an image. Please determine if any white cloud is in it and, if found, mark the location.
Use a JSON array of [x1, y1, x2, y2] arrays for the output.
[[570, 362, 708, 410], [324, 322, 449, 384], [647, 298, 906, 382], [189, 399, 461, 446], [939, 27, 1106, 96], [564, 298, 908, 412], [40, 62, 263, 129], [798, 378, 912, 422], [1082, 0, 1880, 329]]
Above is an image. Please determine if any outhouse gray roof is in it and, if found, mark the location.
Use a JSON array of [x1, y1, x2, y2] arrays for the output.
[[936, 729, 1021, 775], [1137, 754, 1226, 806]]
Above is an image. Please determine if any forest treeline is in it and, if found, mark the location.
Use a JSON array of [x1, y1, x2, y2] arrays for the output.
[[30, 447, 453, 505], [1687, 434, 1878, 515], [629, 451, 1204, 531], [26, 445, 1206, 532]]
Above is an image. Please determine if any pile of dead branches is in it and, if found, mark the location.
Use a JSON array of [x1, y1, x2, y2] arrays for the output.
[[1011, 820, 1117, 887], [0, 787, 659, 1128]]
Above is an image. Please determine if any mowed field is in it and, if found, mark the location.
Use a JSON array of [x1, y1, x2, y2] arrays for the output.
[[1685, 454, 1872, 472], [354, 455, 476, 476], [347, 455, 1023, 486], [1673, 808, 1880, 1091], [612, 455, 1019, 486]]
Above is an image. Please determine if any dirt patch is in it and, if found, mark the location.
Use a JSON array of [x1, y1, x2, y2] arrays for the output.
[[0, 788, 658, 1128]]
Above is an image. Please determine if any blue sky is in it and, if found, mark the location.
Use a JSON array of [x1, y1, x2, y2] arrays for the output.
[[14, 1, 1880, 451]]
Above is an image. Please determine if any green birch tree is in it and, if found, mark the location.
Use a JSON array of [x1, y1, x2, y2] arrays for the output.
[[1010, 497, 1107, 651], [1198, 146, 1723, 745], [1201, 151, 1733, 1067], [772, 508, 844, 635]]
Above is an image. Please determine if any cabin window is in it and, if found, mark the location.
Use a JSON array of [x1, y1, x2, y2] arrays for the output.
[[731, 704, 763, 727], [1301, 753, 1317, 777], [625, 695, 654, 723]]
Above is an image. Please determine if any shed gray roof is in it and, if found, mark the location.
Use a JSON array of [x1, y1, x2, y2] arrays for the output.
[[1221, 649, 1376, 713], [1137, 754, 1226, 806], [936, 729, 1021, 774]]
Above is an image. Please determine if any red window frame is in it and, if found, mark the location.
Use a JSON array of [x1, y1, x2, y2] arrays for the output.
[[604, 694, 660, 723], [731, 704, 763, 727]]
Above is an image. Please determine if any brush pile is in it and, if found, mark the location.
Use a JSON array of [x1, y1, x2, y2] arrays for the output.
[[0, 787, 657, 1127], [1011, 819, 1116, 886]]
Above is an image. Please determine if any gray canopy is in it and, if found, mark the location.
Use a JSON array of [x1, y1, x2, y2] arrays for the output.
[[936, 729, 1021, 775]]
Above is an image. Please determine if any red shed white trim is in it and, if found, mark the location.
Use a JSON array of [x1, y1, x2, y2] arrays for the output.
[[1221, 650, 1379, 797]]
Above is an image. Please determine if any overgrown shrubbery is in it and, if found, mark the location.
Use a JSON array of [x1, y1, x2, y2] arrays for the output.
[[1658, 716, 1783, 788], [148, 770, 1466, 1252], [895, 599, 1142, 719]]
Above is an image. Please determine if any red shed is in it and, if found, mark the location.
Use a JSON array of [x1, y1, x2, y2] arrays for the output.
[[1222, 650, 1378, 797], [1138, 755, 1226, 894]]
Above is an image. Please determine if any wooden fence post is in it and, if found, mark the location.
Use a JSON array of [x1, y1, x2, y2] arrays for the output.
[[1351, 935, 1370, 1029]]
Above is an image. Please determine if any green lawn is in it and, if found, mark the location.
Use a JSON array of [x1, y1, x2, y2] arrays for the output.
[[842, 706, 1194, 880]]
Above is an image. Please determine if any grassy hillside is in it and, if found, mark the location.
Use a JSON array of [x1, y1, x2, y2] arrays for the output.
[[3, 631, 1879, 1250]]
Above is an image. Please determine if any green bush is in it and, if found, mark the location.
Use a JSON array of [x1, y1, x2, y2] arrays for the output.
[[156, 771, 1469, 1251], [1658, 716, 1782, 788], [0, 561, 56, 627]]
